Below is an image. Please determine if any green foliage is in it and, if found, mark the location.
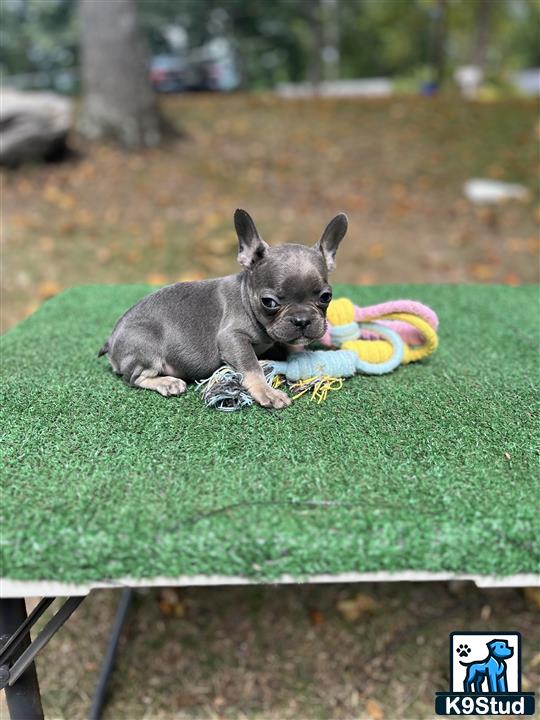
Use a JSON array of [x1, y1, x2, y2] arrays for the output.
[[0, 0, 77, 75], [1, 0, 539, 89]]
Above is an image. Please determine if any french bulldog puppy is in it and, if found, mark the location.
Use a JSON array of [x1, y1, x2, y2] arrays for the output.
[[99, 209, 348, 409]]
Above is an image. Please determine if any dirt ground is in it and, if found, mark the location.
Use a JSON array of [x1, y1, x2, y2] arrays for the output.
[[2, 94, 538, 330], [2, 94, 539, 719], [4, 583, 538, 720]]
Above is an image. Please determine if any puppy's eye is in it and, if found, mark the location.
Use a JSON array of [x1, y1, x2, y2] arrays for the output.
[[319, 291, 332, 304], [261, 296, 279, 310]]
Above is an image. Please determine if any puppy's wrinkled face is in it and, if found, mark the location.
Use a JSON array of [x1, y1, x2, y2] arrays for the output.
[[234, 209, 348, 345], [250, 245, 331, 343]]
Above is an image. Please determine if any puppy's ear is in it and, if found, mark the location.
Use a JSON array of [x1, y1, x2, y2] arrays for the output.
[[314, 213, 348, 272], [234, 209, 269, 269]]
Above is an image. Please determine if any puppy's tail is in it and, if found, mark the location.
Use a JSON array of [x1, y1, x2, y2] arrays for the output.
[[97, 340, 110, 357]]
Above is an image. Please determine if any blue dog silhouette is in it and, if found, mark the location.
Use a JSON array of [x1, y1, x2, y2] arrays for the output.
[[460, 639, 513, 693]]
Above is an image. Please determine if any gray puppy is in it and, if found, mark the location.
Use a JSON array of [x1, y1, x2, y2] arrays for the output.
[[99, 209, 348, 409]]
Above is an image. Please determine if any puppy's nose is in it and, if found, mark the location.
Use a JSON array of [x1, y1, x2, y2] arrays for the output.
[[290, 316, 311, 329]]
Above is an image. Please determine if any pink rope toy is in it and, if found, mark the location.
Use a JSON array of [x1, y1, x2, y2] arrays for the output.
[[320, 299, 439, 347]]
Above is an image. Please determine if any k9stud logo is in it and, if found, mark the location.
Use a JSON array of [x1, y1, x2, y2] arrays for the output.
[[435, 632, 535, 715]]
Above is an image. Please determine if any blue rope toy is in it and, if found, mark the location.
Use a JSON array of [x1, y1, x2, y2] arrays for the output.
[[197, 323, 405, 411], [197, 296, 439, 411]]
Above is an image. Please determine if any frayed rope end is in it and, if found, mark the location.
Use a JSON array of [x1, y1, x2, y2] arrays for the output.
[[198, 362, 343, 411]]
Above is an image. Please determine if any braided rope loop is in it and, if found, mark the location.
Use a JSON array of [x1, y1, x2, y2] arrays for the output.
[[347, 322, 404, 374], [377, 312, 439, 363], [330, 321, 360, 345], [327, 297, 355, 326], [276, 349, 358, 381]]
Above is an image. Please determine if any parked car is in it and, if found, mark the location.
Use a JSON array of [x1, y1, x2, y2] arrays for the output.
[[150, 41, 239, 93], [149, 55, 187, 93]]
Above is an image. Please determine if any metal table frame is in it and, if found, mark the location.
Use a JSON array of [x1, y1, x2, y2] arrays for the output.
[[0, 590, 133, 720]]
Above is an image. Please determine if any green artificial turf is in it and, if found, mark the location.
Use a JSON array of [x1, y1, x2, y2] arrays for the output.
[[1, 284, 539, 583]]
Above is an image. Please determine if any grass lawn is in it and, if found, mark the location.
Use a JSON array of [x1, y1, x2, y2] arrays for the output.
[[3, 95, 538, 331], [25, 583, 540, 720]]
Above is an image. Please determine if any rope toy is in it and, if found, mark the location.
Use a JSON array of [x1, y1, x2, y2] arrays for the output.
[[199, 296, 439, 410]]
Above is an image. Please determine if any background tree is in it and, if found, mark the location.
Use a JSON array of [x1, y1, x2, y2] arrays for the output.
[[2, 0, 539, 93], [472, 0, 493, 70], [78, 0, 163, 148]]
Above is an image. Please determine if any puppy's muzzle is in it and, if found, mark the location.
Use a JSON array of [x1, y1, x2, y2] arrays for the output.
[[289, 315, 311, 330]]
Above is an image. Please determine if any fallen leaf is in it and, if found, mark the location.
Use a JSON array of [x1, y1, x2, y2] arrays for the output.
[[146, 273, 168, 285], [487, 165, 505, 179], [96, 248, 112, 264], [12, 214, 38, 229], [523, 587, 540, 610], [505, 237, 528, 253], [366, 698, 384, 720], [417, 175, 433, 190], [367, 243, 385, 260], [527, 237, 539, 254], [75, 209, 93, 227], [337, 592, 378, 622], [151, 219, 166, 235], [42, 185, 76, 211], [470, 264, 495, 281], [158, 588, 186, 618], [59, 220, 77, 235], [104, 207, 120, 225], [15, 178, 33, 194], [480, 604, 492, 621], [357, 273, 376, 285], [156, 194, 174, 207], [503, 273, 520, 286], [391, 183, 408, 200], [202, 212, 223, 231], [199, 255, 227, 273], [38, 281, 61, 299], [309, 609, 324, 626], [124, 249, 142, 264], [24, 301, 41, 318], [38, 237, 55, 252], [177, 271, 206, 282]]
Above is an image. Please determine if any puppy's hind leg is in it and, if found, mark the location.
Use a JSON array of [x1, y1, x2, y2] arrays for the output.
[[109, 325, 187, 398], [133, 368, 187, 398]]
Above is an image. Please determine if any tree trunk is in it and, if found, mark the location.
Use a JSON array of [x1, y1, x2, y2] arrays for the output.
[[307, 0, 324, 91], [321, 0, 340, 83], [472, 0, 492, 71], [78, 0, 163, 148], [432, 0, 448, 86]]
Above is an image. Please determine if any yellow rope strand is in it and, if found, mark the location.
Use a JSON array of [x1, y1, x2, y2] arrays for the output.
[[289, 376, 344, 403]]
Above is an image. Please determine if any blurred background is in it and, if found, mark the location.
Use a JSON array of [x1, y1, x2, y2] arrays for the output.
[[1, 1, 539, 718], [2, 0, 539, 332]]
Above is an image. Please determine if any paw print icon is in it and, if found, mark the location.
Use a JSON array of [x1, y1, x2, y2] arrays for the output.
[[456, 643, 471, 658]]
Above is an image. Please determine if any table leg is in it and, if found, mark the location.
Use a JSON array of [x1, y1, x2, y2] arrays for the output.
[[88, 588, 133, 720], [0, 598, 44, 720]]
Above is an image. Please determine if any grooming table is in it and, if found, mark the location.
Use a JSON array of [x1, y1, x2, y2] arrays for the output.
[[1, 284, 538, 718]]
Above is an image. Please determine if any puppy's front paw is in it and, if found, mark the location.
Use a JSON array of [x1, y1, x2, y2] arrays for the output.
[[252, 385, 292, 410], [243, 371, 292, 410], [154, 377, 187, 397]]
